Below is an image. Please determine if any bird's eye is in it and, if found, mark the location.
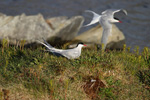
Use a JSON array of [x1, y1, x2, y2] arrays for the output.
[[114, 17, 119, 20]]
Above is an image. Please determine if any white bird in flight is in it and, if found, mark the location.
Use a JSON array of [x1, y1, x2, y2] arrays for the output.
[[84, 9, 127, 50], [38, 38, 86, 59]]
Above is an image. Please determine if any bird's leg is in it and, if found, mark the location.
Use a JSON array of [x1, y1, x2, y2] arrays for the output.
[[97, 44, 101, 51], [97, 43, 106, 51]]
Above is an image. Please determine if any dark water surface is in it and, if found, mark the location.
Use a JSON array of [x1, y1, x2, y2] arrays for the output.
[[0, 0, 150, 50]]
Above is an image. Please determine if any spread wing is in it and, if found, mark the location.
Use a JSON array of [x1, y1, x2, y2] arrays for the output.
[[84, 10, 101, 27], [102, 9, 127, 16], [102, 9, 120, 15]]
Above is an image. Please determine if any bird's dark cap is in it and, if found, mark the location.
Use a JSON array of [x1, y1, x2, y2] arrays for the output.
[[77, 42, 84, 45], [77, 42, 86, 47]]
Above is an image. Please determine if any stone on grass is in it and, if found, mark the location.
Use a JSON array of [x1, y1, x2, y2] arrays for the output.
[[0, 13, 84, 46], [69, 24, 125, 49]]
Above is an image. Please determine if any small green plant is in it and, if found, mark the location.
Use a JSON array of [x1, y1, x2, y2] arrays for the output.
[[0, 91, 3, 100], [142, 47, 150, 66], [127, 46, 131, 52], [1, 38, 8, 55], [64, 79, 69, 99], [101, 43, 105, 51], [137, 70, 150, 91], [134, 46, 139, 55], [49, 80, 55, 99], [99, 87, 117, 100], [123, 44, 126, 52], [20, 40, 26, 51]]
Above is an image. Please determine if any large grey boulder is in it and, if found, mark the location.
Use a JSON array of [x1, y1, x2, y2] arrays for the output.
[[0, 13, 53, 45], [69, 24, 125, 49], [46, 16, 84, 44], [0, 13, 84, 45]]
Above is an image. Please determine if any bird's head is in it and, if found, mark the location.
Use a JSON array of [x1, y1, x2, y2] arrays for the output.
[[112, 17, 122, 23], [109, 9, 127, 23], [77, 42, 87, 47]]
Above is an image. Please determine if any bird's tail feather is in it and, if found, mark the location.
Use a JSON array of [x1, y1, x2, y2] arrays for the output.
[[37, 39, 54, 52], [84, 10, 101, 27], [42, 38, 53, 48]]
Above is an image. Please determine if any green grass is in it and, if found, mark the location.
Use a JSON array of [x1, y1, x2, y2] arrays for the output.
[[0, 43, 150, 100]]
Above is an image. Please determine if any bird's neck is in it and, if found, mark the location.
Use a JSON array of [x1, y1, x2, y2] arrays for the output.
[[76, 46, 82, 53]]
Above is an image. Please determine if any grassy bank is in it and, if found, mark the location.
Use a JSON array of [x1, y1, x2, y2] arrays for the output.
[[0, 42, 150, 100]]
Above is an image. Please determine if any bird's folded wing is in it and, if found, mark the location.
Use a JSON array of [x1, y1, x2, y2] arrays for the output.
[[61, 49, 79, 59]]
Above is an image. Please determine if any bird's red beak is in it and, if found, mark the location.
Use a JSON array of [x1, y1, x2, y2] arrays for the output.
[[119, 20, 122, 23], [84, 45, 87, 46]]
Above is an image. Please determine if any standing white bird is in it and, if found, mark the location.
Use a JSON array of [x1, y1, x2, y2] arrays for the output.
[[37, 39, 86, 59], [84, 9, 127, 50]]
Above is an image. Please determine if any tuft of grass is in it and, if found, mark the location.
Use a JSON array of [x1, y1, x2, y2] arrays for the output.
[[0, 44, 150, 100]]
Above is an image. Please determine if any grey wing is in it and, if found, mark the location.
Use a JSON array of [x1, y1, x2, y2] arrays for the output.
[[61, 49, 79, 59], [102, 9, 121, 15], [84, 10, 101, 27], [112, 9, 127, 15], [120, 9, 127, 15], [102, 9, 127, 15]]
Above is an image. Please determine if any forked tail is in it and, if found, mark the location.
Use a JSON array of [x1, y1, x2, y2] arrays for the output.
[[37, 38, 54, 51]]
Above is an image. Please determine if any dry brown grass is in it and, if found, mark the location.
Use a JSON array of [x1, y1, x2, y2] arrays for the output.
[[0, 45, 150, 100]]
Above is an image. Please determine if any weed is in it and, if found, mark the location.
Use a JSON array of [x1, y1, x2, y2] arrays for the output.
[[0, 45, 150, 99]]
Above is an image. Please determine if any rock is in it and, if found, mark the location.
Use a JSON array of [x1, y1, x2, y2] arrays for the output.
[[68, 24, 125, 49], [0, 13, 84, 46], [46, 16, 84, 45], [0, 13, 53, 45]]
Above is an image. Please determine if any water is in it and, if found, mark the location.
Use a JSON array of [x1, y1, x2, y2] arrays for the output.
[[0, 0, 150, 51]]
